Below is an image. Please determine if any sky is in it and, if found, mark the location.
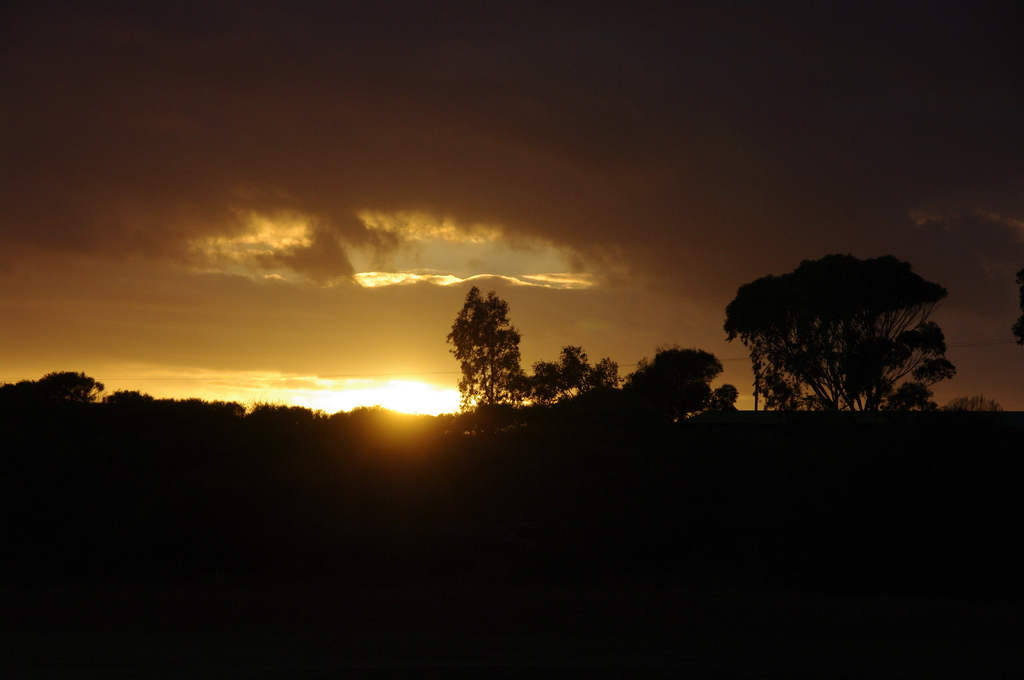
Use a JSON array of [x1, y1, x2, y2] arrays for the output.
[[2, 1, 1022, 413]]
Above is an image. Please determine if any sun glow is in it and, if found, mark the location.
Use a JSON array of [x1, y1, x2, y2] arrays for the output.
[[291, 380, 460, 415], [94, 367, 461, 416]]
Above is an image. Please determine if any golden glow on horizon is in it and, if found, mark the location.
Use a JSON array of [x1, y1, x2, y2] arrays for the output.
[[90, 369, 461, 416], [291, 380, 460, 415]]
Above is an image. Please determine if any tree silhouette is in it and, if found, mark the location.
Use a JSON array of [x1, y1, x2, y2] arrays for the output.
[[724, 254, 955, 411], [32, 371, 105, 403], [882, 381, 939, 411], [447, 287, 524, 410], [530, 346, 620, 404], [1014, 267, 1024, 344], [590, 358, 621, 390], [103, 390, 155, 407], [942, 395, 1003, 412], [625, 347, 735, 421], [707, 383, 739, 411], [530, 359, 563, 405]]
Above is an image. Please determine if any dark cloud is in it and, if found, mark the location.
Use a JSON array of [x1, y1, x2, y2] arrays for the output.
[[897, 211, 1024, 317], [250, 220, 356, 282]]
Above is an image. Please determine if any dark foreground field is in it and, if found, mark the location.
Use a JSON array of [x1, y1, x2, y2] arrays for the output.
[[5, 583, 1024, 678], [3, 399, 1023, 676]]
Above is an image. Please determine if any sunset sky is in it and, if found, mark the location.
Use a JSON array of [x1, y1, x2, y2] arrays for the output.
[[3, 1, 1022, 413]]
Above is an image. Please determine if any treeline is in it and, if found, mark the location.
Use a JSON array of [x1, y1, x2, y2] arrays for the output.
[[450, 255, 1023, 414], [447, 287, 739, 416], [2, 374, 1022, 596]]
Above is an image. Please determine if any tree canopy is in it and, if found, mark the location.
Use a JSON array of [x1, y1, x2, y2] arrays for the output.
[[625, 346, 737, 421], [724, 254, 955, 411], [0, 371, 105, 405], [530, 345, 619, 405], [447, 287, 524, 410], [942, 395, 1003, 412]]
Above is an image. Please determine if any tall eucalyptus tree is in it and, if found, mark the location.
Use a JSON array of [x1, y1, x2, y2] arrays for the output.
[[447, 287, 524, 410], [725, 254, 954, 411]]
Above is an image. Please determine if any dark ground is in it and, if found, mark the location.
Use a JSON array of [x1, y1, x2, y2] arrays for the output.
[[4, 401, 1023, 677], [4, 583, 1023, 678]]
